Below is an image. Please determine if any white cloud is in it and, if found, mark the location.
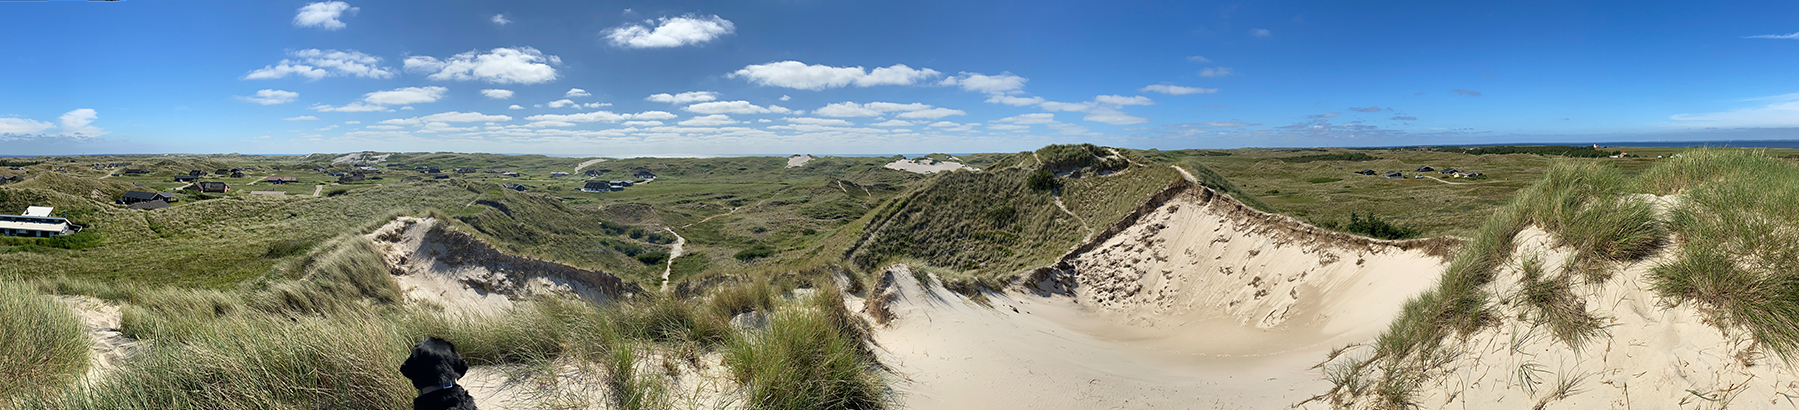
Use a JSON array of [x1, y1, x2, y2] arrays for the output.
[[679, 114, 738, 126], [1747, 31, 1799, 39], [646, 91, 718, 104], [491, 14, 511, 25], [1047, 122, 1091, 135], [1187, 56, 1212, 63], [940, 72, 1027, 94], [294, 1, 357, 30], [992, 113, 1056, 124], [310, 102, 392, 112], [813, 101, 963, 119], [1082, 107, 1149, 125], [783, 117, 854, 126], [283, 116, 319, 121], [546, 99, 577, 108], [1140, 84, 1218, 95], [0, 118, 54, 134], [986, 124, 1029, 131], [362, 86, 447, 105], [58, 109, 105, 137], [236, 89, 300, 105], [729, 61, 940, 90], [606, 15, 736, 48], [1039, 101, 1093, 112], [1199, 67, 1234, 78], [317, 125, 338, 131], [1251, 28, 1271, 37], [1670, 93, 1799, 127], [366, 125, 404, 130], [380, 111, 513, 125], [400, 106, 415, 110], [404, 47, 561, 84], [757, 119, 773, 123], [566, 88, 591, 98], [985, 95, 1045, 106], [507, 104, 524, 110], [869, 119, 912, 127], [1198, 121, 1255, 127], [1095, 95, 1154, 106], [524, 121, 576, 128], [524, 110, 675, 123], [245, 49, 394, 80], [345, 120, 360, 124], [779, 95, 791, 101], [621, 121, 663, 127], [684, 100, 791, 114], [481, 89, 515, 99]]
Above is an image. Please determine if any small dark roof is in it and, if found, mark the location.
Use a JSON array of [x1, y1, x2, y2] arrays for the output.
[[128, 200, 171, 210], [582, 181, 611, 189], [122, 191, 160, 200]]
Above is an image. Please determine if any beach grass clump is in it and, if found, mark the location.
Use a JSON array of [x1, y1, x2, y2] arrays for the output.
[[1512, 253, 1605, 348], [1645, 149, 1799, 360], [725, 282, 885, 410], [0, 282, 89, 401]]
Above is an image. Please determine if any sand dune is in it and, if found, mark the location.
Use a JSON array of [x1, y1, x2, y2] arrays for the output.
[[869, 183, 1452, 409]]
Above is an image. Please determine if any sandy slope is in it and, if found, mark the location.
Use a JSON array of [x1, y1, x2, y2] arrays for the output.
[[787, 154, 814, 168], [1328, 226, 1799, 410], [55, 295, 137, 385], [883, 158, 974, 174], [870, 183, 1452, 409]]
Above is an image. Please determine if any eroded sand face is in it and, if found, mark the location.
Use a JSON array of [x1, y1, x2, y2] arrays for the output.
[[786, 154, 813, 168], [883, 158, 973, 174], [870, 185, 1449, 409]]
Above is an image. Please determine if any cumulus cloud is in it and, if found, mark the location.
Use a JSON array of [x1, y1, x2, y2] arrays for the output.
[[1350, 106, 1383, 112], [310, 102, 392, 112], [565, 88, 591, 98], [1198, 67, 1234, 78], [1140, 84, 1218, 95], [939, 72, 1027, 94], [236, 89, 300, 105], [362, 86, 447, 105], [1095, 95, 1154, 106], [523, 110, 675, 123], [621, 121, 663, 127], [1200, 121, 1257, 127], [508, 104, 524, 110], [869, 119, 912, 127], [986, 95, 1045, 106], [491, 14, 511, 25], [684, 101, 792, 115], [992, 113, 1056, 124], [1391, 116, 1418, 121], [57, 109, 105, 137], [1187, 55, 1212, 63], [679, 114, 738, 126], [1251, 28, 1271, 37], [379, 111, 513, 125], [294, 2, 357, 30], [779, 95, 791, 101], [730, 61, 940, 90], [0, 118, 54, 134], [1746, 31, 1799, 39], [813, 102, 964, 119], [606, 15, 735, 48], [282, 115, 319, 121], [481, 89, 514, 99], [1453, 89, 1482, 97], [245, 49, 394, 80], [646, 91, 718, 104], [783, 117, 854, 126], [405, 47, 561, 84]]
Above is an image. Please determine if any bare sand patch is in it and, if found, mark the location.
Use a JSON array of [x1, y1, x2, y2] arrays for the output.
[[871, 182, 1450, 409], [786, 154, 814, 168], [365, 217, 636, 316], [574, 158, 608, 173], [54, 295, 138, 385], [883, 158, 974, 174]]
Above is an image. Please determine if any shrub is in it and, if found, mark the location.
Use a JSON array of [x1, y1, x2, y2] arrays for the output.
[[635, 252, 670, 265], [1344, 212, 1418, 240], [735, 244, 777, 262], [1026, 169, 1055, 190]]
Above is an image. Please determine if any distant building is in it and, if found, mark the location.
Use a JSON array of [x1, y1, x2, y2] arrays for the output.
[[265, 176, 298, 184], [1384, 171, 1404, 178], [1415, 166, 1434, 172], [128, 200, 171, 210], [581, 181, 612, 192], [173, 175, 198, 182], [611, 180, 633, 187], [501, 172, 520, 177], [123, 169, 148, 175], [338, 172, 366, 183], [503, 183, 527, 191], [0, 206, 77, 237], [550, 172, 569, 177], [1355, 169, 1376, 175], [432, 174, 449, 179], [633, 169, 656, 179], [186, 181, 230, 193], [121, 191, 162, 205]]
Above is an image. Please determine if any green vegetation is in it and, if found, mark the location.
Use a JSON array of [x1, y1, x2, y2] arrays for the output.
[[848, 167, 1078, 276], [1641, 149, 1799, 360], [1277, 152, 1377, 163], [1441, 145, 1621, 158], [725, 282, 886, 410], [0, 282, 88, 400], [1323, 213, 1418, 240], [1035, 143, 1125, 173], [1307, 177, 1343, 184]]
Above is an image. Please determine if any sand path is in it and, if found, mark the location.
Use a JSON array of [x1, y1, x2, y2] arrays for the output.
[[312, 184, 323, 197], [660, 228, 685, 292], [573, 158, 608, 173], [1422, 175, 1483, 185], [55, 295, 138, 385]]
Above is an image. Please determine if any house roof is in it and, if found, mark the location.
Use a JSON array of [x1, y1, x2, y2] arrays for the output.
[[23, 206, 53, 217], [128, 200, 171, 210], [123, 191, 160, 200]]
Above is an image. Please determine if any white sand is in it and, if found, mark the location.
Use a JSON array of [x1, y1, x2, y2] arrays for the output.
[[55, 295, 138, 385], [871, 183, 1449, 409], [573, 158, 608, 173], [883, 158, 974, 174], [1321, 225, 1799, 410], [786, 154, 814, 168]]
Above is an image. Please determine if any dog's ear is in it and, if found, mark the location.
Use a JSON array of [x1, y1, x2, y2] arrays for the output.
[[441, 339, 469, 378]]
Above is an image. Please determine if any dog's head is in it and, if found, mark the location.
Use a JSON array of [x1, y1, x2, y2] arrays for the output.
[[399, 337, 469, 390]]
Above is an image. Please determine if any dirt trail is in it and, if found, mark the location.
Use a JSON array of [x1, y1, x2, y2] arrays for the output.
[[1052, 196, 1090, 243], [660, 227, 685, 292], [311, 184, 323, 197], [55, 295, 137, 385], [1422, 175, 1479, 185], [573, 158, 608, 173]]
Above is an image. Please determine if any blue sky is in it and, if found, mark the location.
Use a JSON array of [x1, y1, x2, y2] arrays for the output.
[[4, 1, 1799, 156]]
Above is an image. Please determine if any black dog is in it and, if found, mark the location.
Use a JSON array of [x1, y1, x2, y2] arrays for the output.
[[399, 337, 477, 410]]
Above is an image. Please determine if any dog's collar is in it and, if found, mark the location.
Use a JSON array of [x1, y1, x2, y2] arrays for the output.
[[418, 383, 456, 396]]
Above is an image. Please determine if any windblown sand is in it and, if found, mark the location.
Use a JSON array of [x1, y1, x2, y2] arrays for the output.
[[883, 158, 974, 174], [786, 154, 814, 168], [869, 185, 1448, 409]]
